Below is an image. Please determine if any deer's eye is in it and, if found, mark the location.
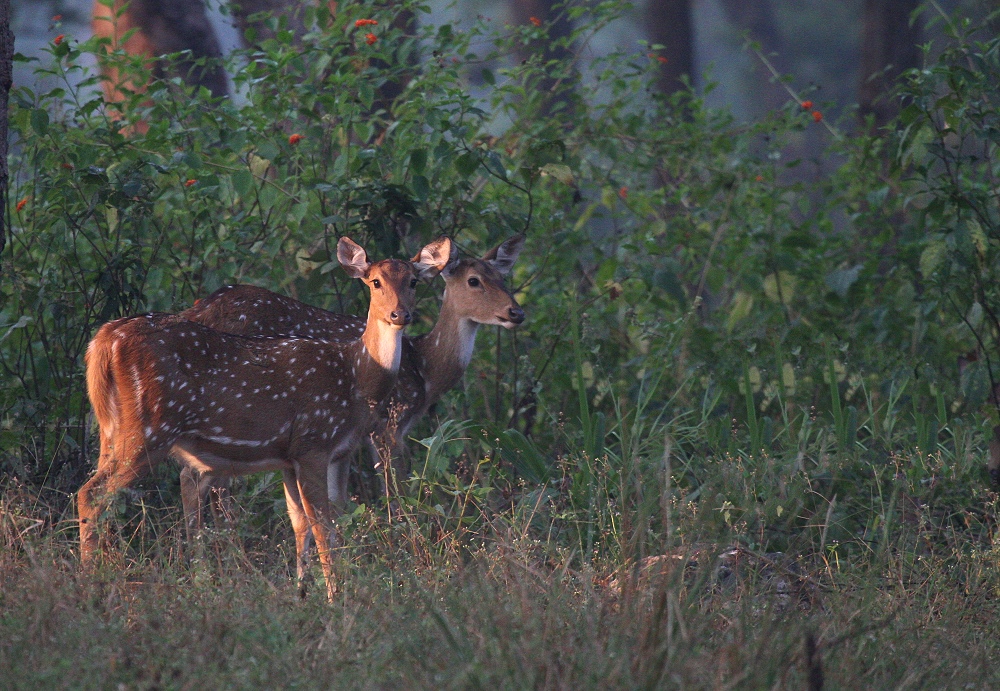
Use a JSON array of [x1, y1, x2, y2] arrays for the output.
[[372, 278, 381, 289], [468, 277, 480, 287], [410, 278, 418, 288]]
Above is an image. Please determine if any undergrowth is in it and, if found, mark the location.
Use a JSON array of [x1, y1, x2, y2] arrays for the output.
[[4, 2, 1000, 687]]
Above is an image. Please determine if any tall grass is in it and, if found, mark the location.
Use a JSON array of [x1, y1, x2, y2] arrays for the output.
[[1, 514, 998, 687], [2, 397, 999, 688]]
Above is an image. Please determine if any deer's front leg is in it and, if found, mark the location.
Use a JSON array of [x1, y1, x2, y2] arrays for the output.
[[295, 454, 339, 601]]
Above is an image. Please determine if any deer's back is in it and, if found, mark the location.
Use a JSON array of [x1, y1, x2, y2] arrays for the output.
[[104, 313, 373, 453], [182, 285, 428, 437], [181, 284, 365, 340]]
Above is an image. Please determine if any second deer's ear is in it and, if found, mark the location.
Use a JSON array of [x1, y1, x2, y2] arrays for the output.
[[337, 237, 370, 278], [482, 234, 525, 275], [412, 236, 453, 280]]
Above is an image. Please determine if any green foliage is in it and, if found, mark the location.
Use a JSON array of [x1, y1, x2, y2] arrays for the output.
[[2, 0, 999, 619], [895, 11, 1000, 417]]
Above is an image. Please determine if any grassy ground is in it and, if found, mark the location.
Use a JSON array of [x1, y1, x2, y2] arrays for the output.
[[2, 435, 999, 690]]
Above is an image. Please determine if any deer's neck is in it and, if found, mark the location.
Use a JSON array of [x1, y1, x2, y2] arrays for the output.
[[355, 314, 404, 403], [414, 295, 480, 408]]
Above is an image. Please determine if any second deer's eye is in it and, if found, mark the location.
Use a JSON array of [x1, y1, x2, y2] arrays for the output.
[[410, 278, 418, 288], [468, 277, 480, 287], [372, 278, 381, 289]]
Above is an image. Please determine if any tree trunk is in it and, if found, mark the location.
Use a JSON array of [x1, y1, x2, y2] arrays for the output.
[[370, 1, 417, 113], [93, 0, 228, 107], [229, 0, 312, 45], [135, 0, 228, 97], [859, 0, 921, 128], [508, 0, 576, 115], [0, 0, 12, 261], [646, 0, 694, 95], [718, 0, 788, 112]]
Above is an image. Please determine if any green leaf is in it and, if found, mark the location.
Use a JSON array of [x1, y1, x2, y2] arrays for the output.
[[409, 148, 427, 175], [257, 142, 279, 162], [539, 163, 574, 186], [412, 174, 429, 201], [455, 152, 478, 178], [726, 291, 754, 331], [30, 109, 49, 136], [960, 358, 991, 405], [105, 206, 119, 234], [482, 151, 507, 181], [966, 301, 984, 330], [967, 218, 988, 259], [825, 265, 862, 297], [763, 272, 797, 304], [290, 201, 309, 224], [920, 236, 947, 279], [258, 184, 279, 210], [249, 153, 271, 178], [358, 81, 374, 110], [233, 170, 253, 197]]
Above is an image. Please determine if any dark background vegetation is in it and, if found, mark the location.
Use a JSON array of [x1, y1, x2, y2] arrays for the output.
[[3, 1, 1000, 687]]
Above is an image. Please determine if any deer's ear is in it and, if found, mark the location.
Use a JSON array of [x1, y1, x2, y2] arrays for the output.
[[412, 236, 453, 280], [337, 237, 370, 278], [482, 234, 524, 275]]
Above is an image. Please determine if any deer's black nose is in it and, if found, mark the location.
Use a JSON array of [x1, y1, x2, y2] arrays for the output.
[[390, 310, 412, 326], [508, 307, 525, 324]]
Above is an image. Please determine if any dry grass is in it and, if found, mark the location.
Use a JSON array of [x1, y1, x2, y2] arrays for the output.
[[2, 473, 999, 690]]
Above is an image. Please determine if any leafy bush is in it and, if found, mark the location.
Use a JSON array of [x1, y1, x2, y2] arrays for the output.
[[0, 0, 996, 573], [5, 3, 1000, 684]]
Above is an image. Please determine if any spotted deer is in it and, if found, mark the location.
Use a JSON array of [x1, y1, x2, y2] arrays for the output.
[[177, 235, 525, 522], [77, 236, 452, 598]]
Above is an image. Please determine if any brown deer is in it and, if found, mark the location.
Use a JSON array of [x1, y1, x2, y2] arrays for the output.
[[177, 235, 525, 524], [77, 236, 452, 598]]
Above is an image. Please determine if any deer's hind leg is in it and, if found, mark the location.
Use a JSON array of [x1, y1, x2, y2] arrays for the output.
[[78, 432, 170, 565], [180, 464, 235, 541]]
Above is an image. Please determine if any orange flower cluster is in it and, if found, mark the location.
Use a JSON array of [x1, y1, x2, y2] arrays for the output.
[[618, 186, 628, 200], [53, 34, 65, 45], [52, 14, 62, 21], [799, 100, 822, 122], [648, 53, 668, 64], [366, 33, 377, 45], [355, 19, 378, 28], [288, 133, 304, 145], [185, 179, 197, 187], [16, 198, 28, 212], [529, 16, 542, 27]]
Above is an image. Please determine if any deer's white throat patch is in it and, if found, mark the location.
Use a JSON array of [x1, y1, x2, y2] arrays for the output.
[[456, 319, 479, 370], [366, 319, 404, 372]]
